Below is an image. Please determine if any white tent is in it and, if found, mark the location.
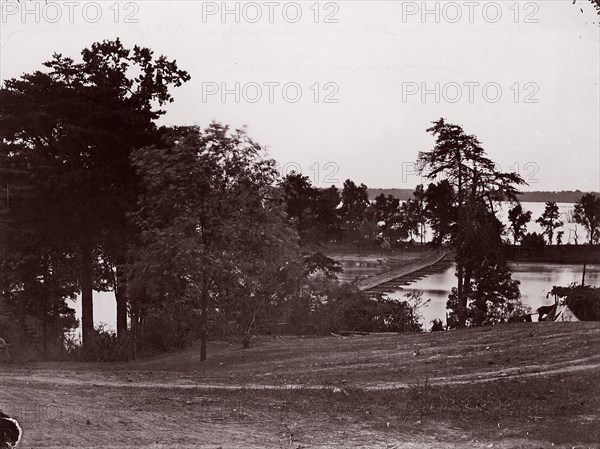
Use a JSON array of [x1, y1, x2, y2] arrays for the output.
[[552, 304, 580, 322]]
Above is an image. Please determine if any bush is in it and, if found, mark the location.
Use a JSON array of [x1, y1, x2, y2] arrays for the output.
[[430, 319, 444, 332], [313, 284, 424, 334], [521, 232, 546, 250], [136, 303, 200, 354], [64, 326, 132, 362]]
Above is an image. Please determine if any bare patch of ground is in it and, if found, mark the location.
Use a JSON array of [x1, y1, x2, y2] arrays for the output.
[[1, 322, 599, 448]]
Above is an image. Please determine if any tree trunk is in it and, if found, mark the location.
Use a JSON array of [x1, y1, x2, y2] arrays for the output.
[[116, 262, 128, 339], [129, 299, 139, 360], [80, 241, 94, 348], [456, 259, 467, 327], [455, 207, 467, 328], [200, 285, 208, 361], [455, 154, 466, 328], [42, 259, 49, 360], [42, 296, 48, 360], [461, 265, 473, 326], [582, 244, 587, 286]]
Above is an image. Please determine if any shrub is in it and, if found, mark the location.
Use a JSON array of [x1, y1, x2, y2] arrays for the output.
[[313, 284, 424, 334], [430, 319, 444, 332], [521, 232, 546, 250], [60, 325, 132, 362], [134, 302, 200, 354]]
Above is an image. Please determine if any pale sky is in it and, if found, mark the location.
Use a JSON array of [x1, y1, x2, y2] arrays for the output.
[[1, 0, 599, 191]]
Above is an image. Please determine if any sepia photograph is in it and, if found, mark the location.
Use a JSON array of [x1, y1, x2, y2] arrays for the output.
[[1, 1, 599, 447]]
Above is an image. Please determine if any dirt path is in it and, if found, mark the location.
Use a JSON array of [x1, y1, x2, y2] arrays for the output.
[[2, 354, 600, 393], [2, 323, 599, 448], [0, 374, 583, 449]]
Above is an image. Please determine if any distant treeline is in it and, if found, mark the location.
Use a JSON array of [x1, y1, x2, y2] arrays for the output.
[[515, 191, 600, 203], [506, 244, 600, 264], [368, 189, 600, 203]]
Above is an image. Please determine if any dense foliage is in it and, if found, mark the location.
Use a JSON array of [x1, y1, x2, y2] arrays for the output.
[[417, 118, 526, 327], [2, 40, 598, 361], [288, 283, 425, 334], [0, 38, 190, 352], [573, 193, 600, 244], [521, 232, 546, 250], [508, 204, 532, 245], [536, 202, 563, 245], [128, 124, 298, 358]]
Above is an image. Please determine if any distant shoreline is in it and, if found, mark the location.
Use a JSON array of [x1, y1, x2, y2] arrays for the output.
[[368, 189, 599, 203], [319, 243, 600, 266], [505, 244, 600, 264]]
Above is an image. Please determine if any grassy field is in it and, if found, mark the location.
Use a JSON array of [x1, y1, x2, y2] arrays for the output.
[[1, 322, 600, 448]]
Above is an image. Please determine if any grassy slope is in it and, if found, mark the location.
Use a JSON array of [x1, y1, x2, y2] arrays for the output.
[[1, 322, 600, 448]]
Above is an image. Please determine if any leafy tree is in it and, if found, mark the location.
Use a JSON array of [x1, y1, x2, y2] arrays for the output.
[[0, 249, 78, 357], [374, 193, 402, 242], [314, 284, 424, 333], [573, 193, 600, 244], [446, 200, 522, 326], [412, 185, 428, 245], [339, 179, 370, 241], [279, 173, 341, 244], [0, 39, 190, 347], [400, 198, 422, 243], [536, 201, 563, 245], [374, 193, 400, 222], [0, 158, 79, 358], [507, 204, 532, 244], [280, 172, 316, 244], [399, 185, 428, 246], [358, 203, 379, 244], [424, 180, 456, 245], [573, 0, 600, 15], [521, 232, 546, 250], [129, 123, 297, 360], [301, 252, 343, 279], [417, 118, 525, 327], [312, 186, 342, 242], [565, 208, 582, 244], [430, 319, 444, 332], [284, 252, 342, 334], [451, 256, 523, 326]]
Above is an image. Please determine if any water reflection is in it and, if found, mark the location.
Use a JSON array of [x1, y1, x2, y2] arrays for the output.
[[341, 260, 599, 329], [80, 258, 599, 332]]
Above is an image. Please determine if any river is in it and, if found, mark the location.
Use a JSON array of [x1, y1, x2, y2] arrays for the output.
[[75, 260, 598, 333], [385, 261, 600, 328], [71, 202, 594, 331]]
